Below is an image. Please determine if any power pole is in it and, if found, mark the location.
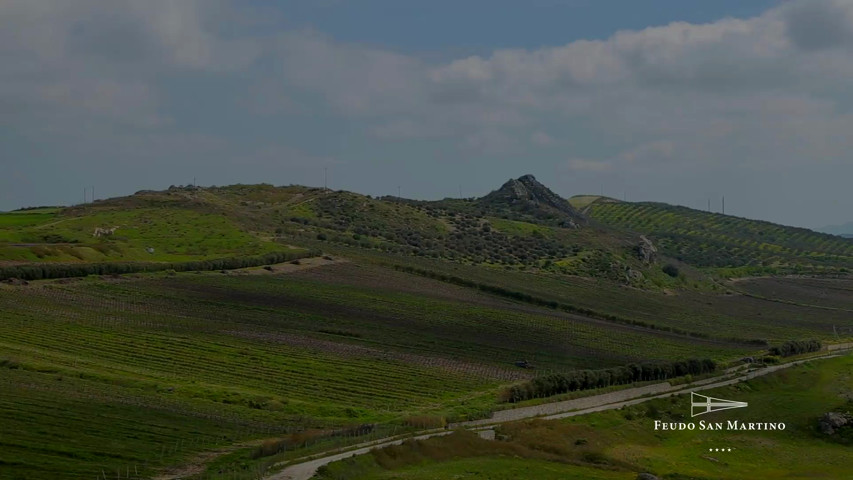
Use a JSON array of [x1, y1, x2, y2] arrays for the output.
[[722, 196, 726, 215], [397, 186, 401, 198], [707, 198, 711, 212], [324, 167, 328, 191]]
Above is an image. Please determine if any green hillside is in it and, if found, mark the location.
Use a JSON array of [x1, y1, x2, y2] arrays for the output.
[[316, 355, 853, 480], [582, 199, 853, 275], [8, 178, 849, 281], [2, 179, 853, 479]]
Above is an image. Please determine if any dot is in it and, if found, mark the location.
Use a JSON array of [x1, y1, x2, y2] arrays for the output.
[[709, 448, 713, 452], [728, 448, 732, 452]]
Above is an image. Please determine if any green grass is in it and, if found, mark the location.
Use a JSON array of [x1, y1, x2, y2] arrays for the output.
[[0, 368, 258, 480], [317, 354, 853, 480], [0, 261, 758, 479], [322, 454, 634, 480], [487, 218, 554, 238], [0, 207, 280, 263]]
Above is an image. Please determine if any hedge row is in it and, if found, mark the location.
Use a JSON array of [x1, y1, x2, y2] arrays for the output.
[[0, 249, 321, 281], [768, 340, 822, 357], [389, 263, 767, 346], [502, 358, 717, 403]]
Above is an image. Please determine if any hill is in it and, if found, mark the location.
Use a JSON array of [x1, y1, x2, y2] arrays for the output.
[[315, 355, 853, 480], [2, 179, 853, 478], [3, 178, 852, 283], [580, 198, 853, 275]]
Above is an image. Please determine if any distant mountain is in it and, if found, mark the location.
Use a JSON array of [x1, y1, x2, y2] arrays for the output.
[[818, 221, 853, 238]]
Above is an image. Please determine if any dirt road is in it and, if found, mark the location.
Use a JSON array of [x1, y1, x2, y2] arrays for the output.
[[267, 354, 843, 480]]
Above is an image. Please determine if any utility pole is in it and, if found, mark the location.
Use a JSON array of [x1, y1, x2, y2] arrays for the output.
[[397, 186, 401, 198], [324, 167, 328, 191], [707, 198, 711, 212], [722, 196, 726, 215]]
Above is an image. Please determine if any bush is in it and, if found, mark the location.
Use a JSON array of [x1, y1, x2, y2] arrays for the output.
[[662, 264, 680, 277], [501, 358, 717, 403], [768, 340, 821, 357], [0, 249, 321, 281]]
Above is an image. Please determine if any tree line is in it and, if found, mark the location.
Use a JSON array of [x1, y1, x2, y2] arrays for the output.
[[390, 263, 767, 346], [768, 340, 822, 357], [0, 249, 321, 281], [501, 358, 717, 403]]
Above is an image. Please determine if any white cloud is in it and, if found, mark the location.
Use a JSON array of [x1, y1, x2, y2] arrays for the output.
[[4, 0, 853, 226]]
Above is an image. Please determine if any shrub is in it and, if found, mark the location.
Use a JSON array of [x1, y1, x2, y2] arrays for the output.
[[501, 358, 717, 403], [768, 340, 821, 357], [662, 264, 680, 277]]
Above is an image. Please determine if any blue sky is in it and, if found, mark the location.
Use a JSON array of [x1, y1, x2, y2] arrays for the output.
[[2, 0, 852, 229]]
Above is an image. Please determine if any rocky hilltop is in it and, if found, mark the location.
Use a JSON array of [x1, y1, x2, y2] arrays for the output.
[[479, 174, 586, 228]]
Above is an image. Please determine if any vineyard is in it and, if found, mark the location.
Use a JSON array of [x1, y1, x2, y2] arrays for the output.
[[584, 200, 853, 273], [326, 247, 853, 343], [0, 261, 757, 479]]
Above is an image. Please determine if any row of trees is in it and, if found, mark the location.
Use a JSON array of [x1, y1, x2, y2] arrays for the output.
[[501, 358, 717, 403], [768, 340, 822, 357], [389, 264, 767, 346], [0, 249, 321, 281]]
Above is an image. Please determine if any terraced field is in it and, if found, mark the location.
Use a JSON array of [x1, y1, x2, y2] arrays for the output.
[[584, 200, 853, 273]]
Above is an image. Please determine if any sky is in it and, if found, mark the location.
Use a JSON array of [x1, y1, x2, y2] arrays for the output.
[[1, 0, 851, 229]]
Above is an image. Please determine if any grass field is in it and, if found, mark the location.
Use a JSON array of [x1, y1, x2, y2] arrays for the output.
[[0, 260, 759, 479], [1, 184, 850, 479], [0, 207, 279, 264], [315, 354, 853, 480]]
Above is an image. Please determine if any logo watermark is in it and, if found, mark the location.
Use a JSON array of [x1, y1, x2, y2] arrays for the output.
[[652, 391, 786, 432]]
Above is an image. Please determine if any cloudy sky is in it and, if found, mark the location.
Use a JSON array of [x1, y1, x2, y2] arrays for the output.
[[2, 0, 851, 229]]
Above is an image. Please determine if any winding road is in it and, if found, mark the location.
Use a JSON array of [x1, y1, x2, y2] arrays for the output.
[[267, 352, 849, 480]]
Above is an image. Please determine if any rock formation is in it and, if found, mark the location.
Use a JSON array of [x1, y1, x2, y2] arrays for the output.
[[637, 235, 658, 264]]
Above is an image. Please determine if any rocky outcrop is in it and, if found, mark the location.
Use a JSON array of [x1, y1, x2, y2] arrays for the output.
[[479, 174, 586, 228], [636, 473, 660, 480], [636, 235, 658, 264], [93, 226, 119, 238], [819, 411, 852, 435]]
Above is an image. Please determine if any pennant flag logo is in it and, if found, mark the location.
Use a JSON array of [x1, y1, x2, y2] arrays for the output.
[[691, 392, 748, 417]]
